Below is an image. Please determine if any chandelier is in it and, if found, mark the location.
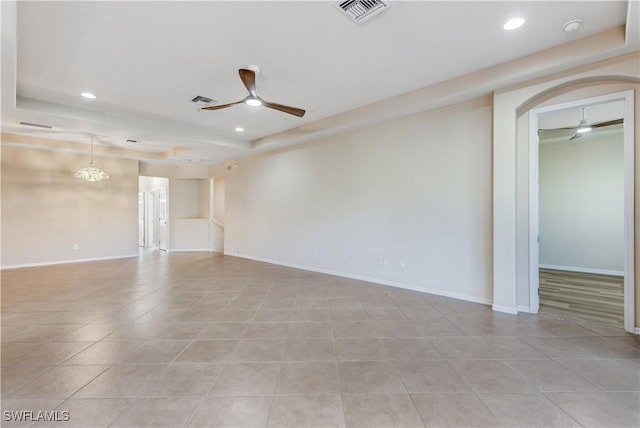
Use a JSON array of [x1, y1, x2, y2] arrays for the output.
[[74, 135, 109, 182]]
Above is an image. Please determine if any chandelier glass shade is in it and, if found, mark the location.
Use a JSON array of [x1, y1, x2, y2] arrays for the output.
[[75, 136, 109, 182]]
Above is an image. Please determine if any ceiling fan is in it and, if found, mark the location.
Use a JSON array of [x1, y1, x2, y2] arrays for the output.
[[538, 107, 623, 141], [201, 68, 305, 117]]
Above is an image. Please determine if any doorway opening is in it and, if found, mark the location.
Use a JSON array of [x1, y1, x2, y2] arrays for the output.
[[139, 176, 169, 251], [529, 91, 635, 332]]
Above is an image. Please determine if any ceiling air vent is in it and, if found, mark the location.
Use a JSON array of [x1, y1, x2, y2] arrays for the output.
[[335, 0, 389, 23], [18, 121, 53, 129], [191, 95, 214, 105]]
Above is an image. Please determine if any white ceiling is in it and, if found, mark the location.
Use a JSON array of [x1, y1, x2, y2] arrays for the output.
[[1, 1, 636, 165]]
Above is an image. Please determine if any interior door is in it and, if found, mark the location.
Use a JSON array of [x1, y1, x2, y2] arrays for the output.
[[138, 192, 145, 247], [158, 187, 168, 251]]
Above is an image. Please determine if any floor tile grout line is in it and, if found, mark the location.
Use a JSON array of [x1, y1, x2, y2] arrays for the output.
[[182, 356, 228, 428], [167, 293, 239, 365]]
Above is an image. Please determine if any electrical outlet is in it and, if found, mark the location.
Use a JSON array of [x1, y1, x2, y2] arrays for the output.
[[383, 258, 389, 266], [73, 243, 79, 250], [376, 257, 383, 265]]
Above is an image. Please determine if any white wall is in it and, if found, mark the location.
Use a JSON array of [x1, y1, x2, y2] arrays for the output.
[[539, 131, 624, 272], [1, 145, 139, 267], [225, 97, 493, 303]]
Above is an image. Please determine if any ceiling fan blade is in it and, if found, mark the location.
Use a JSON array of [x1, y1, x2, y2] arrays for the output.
[[569, 133, 582, 141], [263, 101, 306, 117], [239, 69, 258, 97], [592, 118, 623, 128], [201, 101, 242, 111], [538, 126, 576, 131], [538, 129, 574, 140]]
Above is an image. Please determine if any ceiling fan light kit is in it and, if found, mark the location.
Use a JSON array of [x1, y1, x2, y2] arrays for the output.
[[575, 119, 592, 133], [245, 97, 262, 107], [201, 68, 306, 117], [572, 107, 592, 138]]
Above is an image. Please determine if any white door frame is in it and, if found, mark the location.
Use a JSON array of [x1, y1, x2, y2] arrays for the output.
[[147, 190, 156, 248], [528, 90, 635, 333], [138, 191, 146, 247], [158, 187, 169, 251]]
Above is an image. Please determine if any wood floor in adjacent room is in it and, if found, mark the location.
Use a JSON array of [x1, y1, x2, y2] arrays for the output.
[[1, 252, 639, 427], [539, 268, 625, 329]]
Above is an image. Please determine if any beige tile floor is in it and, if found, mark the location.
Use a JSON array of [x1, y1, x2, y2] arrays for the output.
[[2, 251, 639, 427]]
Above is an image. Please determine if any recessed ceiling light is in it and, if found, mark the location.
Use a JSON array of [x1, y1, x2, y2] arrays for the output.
[[81, 92, 96, 99], [235, 127, 244, 132], [503, 17, 525, 31]]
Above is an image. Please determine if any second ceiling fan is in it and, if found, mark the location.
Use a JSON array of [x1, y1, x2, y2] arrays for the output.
[[539, 107, 622, 141], [201, 68, 306, 117]]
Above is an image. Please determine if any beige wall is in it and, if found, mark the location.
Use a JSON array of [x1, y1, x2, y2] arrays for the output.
[[139, 162, 209, 179], [224, 97, 493, 303], [539, 132, 624, 272], [199, 179, 209, 219], [213, 177, 225, 224], [1, 145, 139, 267], [169, 178, 209, 251], [170, 179, 200, 219]]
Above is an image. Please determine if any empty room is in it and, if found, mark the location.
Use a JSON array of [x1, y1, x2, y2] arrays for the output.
[[1, 1, 639, 427]]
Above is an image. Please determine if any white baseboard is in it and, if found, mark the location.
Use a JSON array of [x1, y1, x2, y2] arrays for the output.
[[1, 254, 138, 270], [492, 304, 519, 315], [517, 305, 538, 314], [634, 327, 640, 335], [224, 252, 492, 306], [539, 264, 624, 277], [169, 248, 211, 252]]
